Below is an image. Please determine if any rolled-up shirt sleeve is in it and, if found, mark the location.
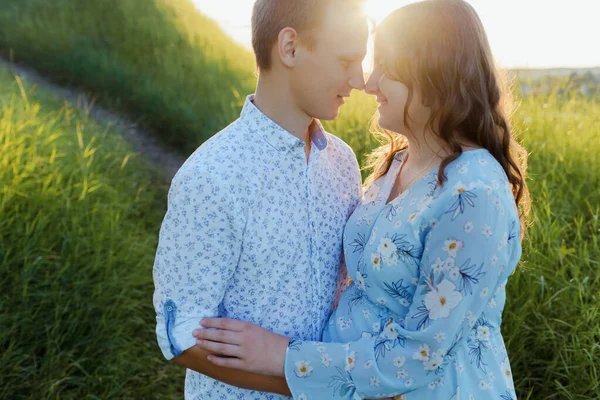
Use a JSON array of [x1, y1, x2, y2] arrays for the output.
[[152, 167, 244, 360]]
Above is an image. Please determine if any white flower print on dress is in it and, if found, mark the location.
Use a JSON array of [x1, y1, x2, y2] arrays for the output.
[[356, 274, 367, 291], [371, 253, 382, 271], [448, 267, 460, 280], [376, 297, 388, 306], [490, 253, 499, 266], [364, 360, 374, 369], [424, 351, 444, 371], [456, 161, 469, 175], [372, 322, 381, 333], [294, 361, 313, 378], [370, 376, 380, 387], [383, 322, 402, 340], [413, 344, 431, 361], [432, 257, 445, 273], [482, 225, 493, 239], [434, 332, 446, 344], [396, 369, 408, 379], [444, 258, 456, 272], [444, 239, 464, 258], [493, 196, 502, 209], [377, 238, 397, 258], [464, 221, 474, 233], [368, 227, 378, 245], [480, 287, 490, 298], [320, 352, 333, 368], [297, 394, 307, 400], [452, 181, 471, 196], [408, 212, 420, 224], [477, 325, 491, 342], [425, 279, 463, 319], [384, 252, 400, 266], [393, 355, 406, 367], [501, 358, 514, 387], [345, 351, 357, 371]]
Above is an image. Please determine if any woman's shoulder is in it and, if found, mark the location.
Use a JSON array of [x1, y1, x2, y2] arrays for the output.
[[444, 149, 508, 184], [435, 149, 515, 206]]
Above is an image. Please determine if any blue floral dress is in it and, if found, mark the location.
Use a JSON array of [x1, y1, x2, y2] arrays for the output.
[[283, 149, 522, 400]]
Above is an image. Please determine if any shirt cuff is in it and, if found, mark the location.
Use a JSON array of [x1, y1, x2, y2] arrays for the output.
[[155, 314, 201, 360]]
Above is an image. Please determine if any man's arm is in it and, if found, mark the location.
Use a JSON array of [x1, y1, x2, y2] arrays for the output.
[[153, 168, 291, 395], [172, 347, 291, 396]]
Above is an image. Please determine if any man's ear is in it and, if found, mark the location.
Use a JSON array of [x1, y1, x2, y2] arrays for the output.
[[277, 27, 299, 68]]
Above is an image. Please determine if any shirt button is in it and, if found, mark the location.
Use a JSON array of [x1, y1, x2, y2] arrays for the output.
[[167, 306, 173, 311]]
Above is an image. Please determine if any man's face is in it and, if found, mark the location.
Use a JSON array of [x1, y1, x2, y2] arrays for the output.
[[290, 5, 368, 121]]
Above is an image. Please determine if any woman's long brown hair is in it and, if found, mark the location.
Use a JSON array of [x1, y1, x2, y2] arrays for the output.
[[364, 0, 531, 236]]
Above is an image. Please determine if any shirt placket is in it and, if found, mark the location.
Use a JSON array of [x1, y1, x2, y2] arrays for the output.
[[305, 148, 323, 340]]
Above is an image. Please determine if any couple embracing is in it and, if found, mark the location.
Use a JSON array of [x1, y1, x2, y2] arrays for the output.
[[153, 0, 529, 399]]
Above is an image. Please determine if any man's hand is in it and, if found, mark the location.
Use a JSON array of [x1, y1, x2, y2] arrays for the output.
[[193, 318, 290, 377]]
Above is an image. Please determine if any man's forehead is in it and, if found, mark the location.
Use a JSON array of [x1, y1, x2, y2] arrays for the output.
[[320, 14, 369, 53]]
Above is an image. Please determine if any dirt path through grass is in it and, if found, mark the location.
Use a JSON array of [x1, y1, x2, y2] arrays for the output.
[[0, 57, 185, 181]]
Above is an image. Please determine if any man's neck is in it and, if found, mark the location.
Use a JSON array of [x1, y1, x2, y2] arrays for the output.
[[253, 77, 313, 144]]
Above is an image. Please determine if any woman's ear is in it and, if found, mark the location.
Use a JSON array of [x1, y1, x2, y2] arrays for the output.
[[277, 27, 299, 68]]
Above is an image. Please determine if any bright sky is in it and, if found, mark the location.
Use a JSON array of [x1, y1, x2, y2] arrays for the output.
[[193, 0, 599, 69]]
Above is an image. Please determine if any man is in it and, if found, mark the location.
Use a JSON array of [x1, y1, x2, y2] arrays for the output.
[[152, 0, 368, 398]]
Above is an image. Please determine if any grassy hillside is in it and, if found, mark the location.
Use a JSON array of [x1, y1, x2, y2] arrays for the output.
[[0, 65, 184, 398], [0, 0, 598, 398], [0, 0, 256, 153], [504, 94, 599, 398]]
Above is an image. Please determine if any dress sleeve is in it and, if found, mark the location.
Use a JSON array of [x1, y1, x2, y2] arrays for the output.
[[283, 183, 521, 399], [152, 168, 244, 360]]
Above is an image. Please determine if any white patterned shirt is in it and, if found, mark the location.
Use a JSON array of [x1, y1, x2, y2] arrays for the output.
[[153, 95, 362, 399]]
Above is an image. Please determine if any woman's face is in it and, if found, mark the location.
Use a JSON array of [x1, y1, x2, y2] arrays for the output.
[[364, 56, 431, 135]]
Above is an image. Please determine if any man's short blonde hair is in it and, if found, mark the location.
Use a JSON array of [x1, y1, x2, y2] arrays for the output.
[[251, 0, 365, 71]]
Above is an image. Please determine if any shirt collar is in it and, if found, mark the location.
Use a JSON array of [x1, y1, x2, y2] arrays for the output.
[[240, 95, 329, 153]]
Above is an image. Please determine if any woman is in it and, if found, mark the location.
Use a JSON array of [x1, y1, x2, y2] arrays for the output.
[[193, 0, 529, 398]]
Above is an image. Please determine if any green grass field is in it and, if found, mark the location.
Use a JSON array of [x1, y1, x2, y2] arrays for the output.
[[0, 66, 185, 398], [0, 0, 598, 398]]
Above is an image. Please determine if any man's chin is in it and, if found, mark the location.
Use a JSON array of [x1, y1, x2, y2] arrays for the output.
[[313, 108, 341, 121]]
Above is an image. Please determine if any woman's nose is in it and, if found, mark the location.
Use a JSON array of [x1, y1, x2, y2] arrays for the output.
[[364, 73, 379, 95]]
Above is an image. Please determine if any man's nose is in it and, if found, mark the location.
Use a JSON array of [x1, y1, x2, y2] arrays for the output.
[[349, 67, 366, 91]]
